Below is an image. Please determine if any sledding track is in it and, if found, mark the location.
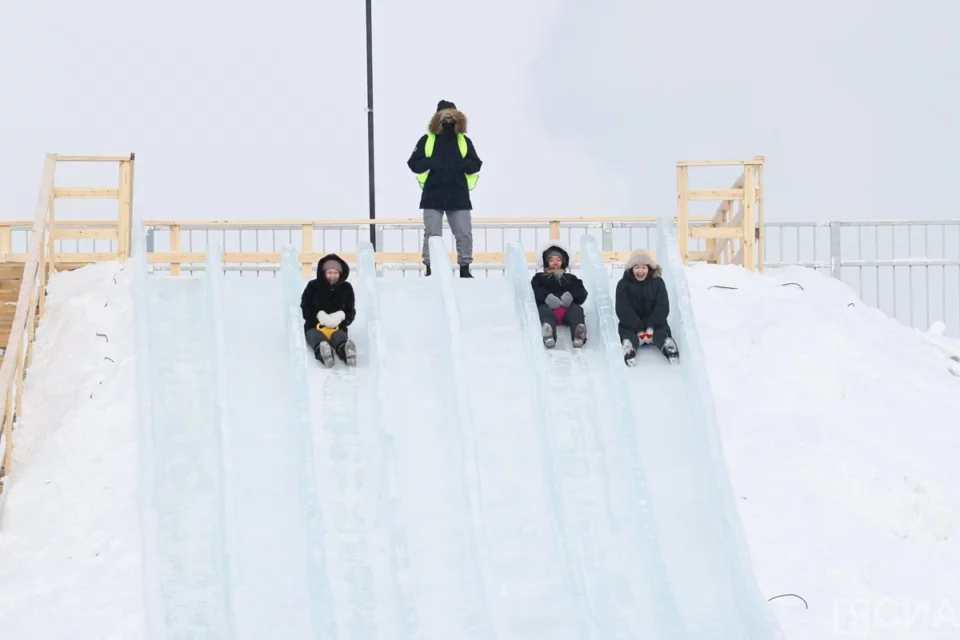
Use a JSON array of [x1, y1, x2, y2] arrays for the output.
[[132, 222, 783, 639]]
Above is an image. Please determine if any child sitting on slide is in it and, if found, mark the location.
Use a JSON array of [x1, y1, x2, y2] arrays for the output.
[[615, 249, 679, 365], [531, 242, 588, 348], [300, 253, 357, 367]]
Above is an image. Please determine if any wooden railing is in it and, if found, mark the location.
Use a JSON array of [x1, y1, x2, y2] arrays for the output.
[[676, 156, 765, 272], [0, 155, 55, 497], [1, 215, 734, 279], [0, 153, 134, 499], [142, 217, 714, 278]]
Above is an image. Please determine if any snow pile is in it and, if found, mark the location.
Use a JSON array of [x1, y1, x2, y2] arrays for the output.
[[0, 261, 145, 639], [688, 263, 960, 639]]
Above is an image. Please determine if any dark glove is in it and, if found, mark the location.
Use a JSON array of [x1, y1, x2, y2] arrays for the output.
[[545, 294, 562, 309], [560, 292, 574, 307]]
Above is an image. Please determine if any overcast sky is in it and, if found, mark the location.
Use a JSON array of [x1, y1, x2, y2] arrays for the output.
[[1, 0, 957, 224]]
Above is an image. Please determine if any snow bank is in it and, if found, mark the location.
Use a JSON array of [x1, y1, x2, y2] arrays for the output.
[[0, 261, 144, 639], [688, 263, 960, 639]]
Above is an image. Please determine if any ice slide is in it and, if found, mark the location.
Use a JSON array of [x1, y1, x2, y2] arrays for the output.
[[130, 221, 783, 639]]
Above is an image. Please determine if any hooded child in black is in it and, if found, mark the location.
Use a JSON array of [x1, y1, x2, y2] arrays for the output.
[[531, 241, 588, 348], [300, 253, 357, 367], [614, 249, 679, 365]]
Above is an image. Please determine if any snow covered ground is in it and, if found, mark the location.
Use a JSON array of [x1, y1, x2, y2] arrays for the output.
[[0, 259, 958, 638], [686, 263, 960, 639]]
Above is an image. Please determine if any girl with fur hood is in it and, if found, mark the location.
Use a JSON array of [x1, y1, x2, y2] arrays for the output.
[[615, 249, 680, 365], [531, 241, 589, 348], [300, 253, 357, 368]]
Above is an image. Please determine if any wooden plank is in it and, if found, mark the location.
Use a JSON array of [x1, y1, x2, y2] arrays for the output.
[[686, 189, 744, 201], [55, 155, 133, 162], [53, 263, 99, 272], [53, 228, 118, 241], [0, 267, 25, 279], [52, 252, 118, 263], [52, 188, 120, 199], [689, 226, 746, 239], [149, 250, 641, 268], [677, 157, 765, 167], [142, 215, 715, 229]]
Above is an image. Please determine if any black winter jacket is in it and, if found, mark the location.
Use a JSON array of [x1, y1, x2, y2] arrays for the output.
[[300, 253, 357, 333], [531, 244, 588, 306], [615, 269, 669, 332], [407, 108, 482, 211]]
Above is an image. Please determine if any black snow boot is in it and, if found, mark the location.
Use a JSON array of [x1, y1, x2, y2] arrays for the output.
[[424, 264, 432, 277], [541, 322, 556, 348], [572, 323, 587, 348], [459, 264, 473, 278], [622, 339, 637, 367], [342, 340, 357, 366], [316, 342, 335, 368], [661, 337, 679, 364]]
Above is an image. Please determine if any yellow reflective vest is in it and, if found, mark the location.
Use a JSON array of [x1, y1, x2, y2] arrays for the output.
[[415, 133, 479, 191]]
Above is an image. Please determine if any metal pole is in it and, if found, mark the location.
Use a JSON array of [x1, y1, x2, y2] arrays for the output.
[[365, 0, 377, 248]]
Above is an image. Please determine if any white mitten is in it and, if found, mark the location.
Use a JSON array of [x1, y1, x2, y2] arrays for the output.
[[317, 311, 333, 327], [329, 310, 346, 326]]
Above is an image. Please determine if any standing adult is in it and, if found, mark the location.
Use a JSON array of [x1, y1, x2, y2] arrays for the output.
[[407, 99, 482, 278]]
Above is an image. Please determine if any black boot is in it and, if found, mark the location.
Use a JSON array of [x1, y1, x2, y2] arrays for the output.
[[459, 264, 473, 278], [572, 323, 587, 348], [342, 340, 357, 366], [661, 337, 679, 364], [315, 342, 335, 368], [424, 264, 431, 277]]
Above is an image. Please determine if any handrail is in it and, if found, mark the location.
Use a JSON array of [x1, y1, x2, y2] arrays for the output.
[[141, 216, 711, 228], [0, 154, 56, 491]]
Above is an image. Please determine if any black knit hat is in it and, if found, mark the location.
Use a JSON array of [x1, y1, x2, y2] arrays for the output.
[[436, 100, 456, 112]]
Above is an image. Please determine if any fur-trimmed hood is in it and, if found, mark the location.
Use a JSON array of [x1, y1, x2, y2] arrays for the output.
[[536, 239, 576, 271], [316, 252, 350, 282], [428, 108, 468, 135], [623, 249, 661, 279]]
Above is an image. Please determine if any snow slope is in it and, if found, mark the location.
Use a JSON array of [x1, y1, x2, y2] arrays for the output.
[[0, 240, 958, 638], [685, 262, 960, 639]]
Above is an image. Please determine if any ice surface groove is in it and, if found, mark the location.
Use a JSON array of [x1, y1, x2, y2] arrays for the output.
[[427, 236, 509, 639], [203, 244, 239, 639], [579, 234, 687, 639], [139, 252, 234, 637], [280, 247, 339, 638], [357, 242, 415, 637], [653, 219, 785, 639], [505, 241, 597, 638], [131, 218, 165, 639]]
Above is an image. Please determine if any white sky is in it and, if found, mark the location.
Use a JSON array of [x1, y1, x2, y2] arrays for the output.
[[1, 0, 957, 224]]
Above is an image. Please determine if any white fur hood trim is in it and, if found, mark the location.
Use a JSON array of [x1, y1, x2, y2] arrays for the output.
[[535, 238, 577, 270], [625, 248, 657, 271]]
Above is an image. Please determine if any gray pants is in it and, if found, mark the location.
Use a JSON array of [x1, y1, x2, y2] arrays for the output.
[[422, 209, 473, 266]]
